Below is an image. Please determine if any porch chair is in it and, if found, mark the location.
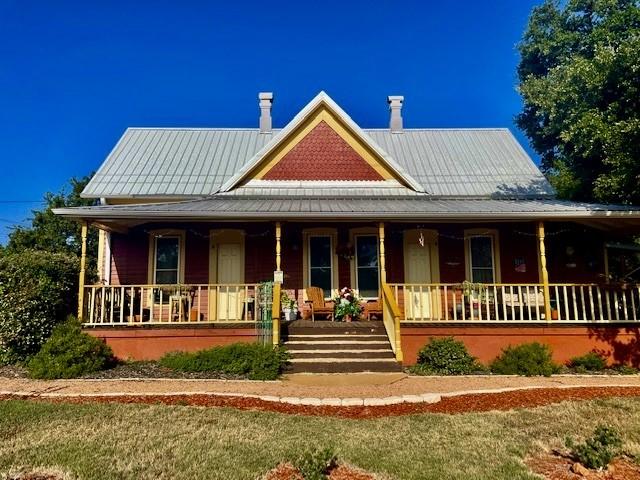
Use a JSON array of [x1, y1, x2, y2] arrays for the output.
[[304, 286, 334, 321]]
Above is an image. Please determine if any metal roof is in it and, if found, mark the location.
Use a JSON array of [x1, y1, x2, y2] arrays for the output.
[[55, 197, 640, 221], [81, 92, 553, 199]]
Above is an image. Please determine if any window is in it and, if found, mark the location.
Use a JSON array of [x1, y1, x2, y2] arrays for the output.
[[154, 236, 180, 284], [468, 236, 495, 283], [355, 235, 379, 298], [309, 236, 333, 298]]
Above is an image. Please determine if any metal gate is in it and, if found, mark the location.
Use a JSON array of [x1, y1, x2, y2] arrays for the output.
[[256, 281, 273, 345]]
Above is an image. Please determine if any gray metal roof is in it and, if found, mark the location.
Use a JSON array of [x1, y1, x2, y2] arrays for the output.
[[82, 127, 553, 199], [55, 197, 640, 221]]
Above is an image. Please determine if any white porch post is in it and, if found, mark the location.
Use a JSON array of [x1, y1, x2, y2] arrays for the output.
[[537, 221, 552, 322]]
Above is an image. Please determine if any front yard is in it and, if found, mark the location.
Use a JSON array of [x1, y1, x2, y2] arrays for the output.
[[2, 397, 640, 479]]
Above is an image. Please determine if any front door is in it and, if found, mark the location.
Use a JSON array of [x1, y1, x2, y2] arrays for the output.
[[216, 243, 243, 320], [404, 242, 433, 320]]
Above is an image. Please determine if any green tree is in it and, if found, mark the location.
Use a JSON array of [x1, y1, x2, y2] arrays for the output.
[[516, 0, 640, 203], [5, 175, 98, 274]]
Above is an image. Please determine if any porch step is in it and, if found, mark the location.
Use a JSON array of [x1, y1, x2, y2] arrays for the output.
[[282, 320, 401, 373]]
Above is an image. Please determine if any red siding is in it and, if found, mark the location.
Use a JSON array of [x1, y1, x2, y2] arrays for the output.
[[263, 121, 384, 181], [185, 231, 209, 284], [110, 231, 149, 285]]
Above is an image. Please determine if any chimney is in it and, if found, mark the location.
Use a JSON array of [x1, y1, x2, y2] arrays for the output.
[[387, 95, 404, 133], [259, 92, 273, 133]]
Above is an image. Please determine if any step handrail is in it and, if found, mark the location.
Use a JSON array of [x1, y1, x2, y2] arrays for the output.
[[381, 283, 403, 362]]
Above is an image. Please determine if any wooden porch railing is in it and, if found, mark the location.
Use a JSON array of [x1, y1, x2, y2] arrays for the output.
[[381, 283, 403, 361], [81, 284, 267, 325], [389, 283, 640, 323]]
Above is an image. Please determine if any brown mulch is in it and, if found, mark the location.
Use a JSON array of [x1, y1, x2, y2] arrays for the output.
[[263, 462, 375, 480], [527, 452, 640, 480], [5, 472, 64, 480], [3, 386, 640, 418]]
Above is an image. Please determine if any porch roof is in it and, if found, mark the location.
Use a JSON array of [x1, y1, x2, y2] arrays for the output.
[[54, 196, 640, 231]]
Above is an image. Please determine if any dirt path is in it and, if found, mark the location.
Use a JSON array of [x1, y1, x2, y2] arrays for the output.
[[1, 374, 639, 399], [4, 386, 640, 418]]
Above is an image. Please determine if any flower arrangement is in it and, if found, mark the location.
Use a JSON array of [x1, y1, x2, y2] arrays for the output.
[[333, 287, 363, 322]]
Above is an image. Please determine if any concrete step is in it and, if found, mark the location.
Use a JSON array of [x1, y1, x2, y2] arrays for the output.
[[285, 361, 403, 374], [284, 339, 389, 345], [289, 350, 396, 359], [285, 342, 391, 351], [286, 334, 388, 339], [290, 357, 397, 364]]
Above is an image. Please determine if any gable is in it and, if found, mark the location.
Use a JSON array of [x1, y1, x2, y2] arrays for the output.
[[238, 103, 406, 186], [262, 120, 383, 181]]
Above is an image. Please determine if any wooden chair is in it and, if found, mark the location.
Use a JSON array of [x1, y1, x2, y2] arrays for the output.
[[305, 286, 334, 321], [363, 299, 382, 321]]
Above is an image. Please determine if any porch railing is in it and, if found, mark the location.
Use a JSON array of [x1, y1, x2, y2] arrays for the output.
[[389, 283, 640, 323], [81, 284, 268, 325], [381, 283, 403, 361]]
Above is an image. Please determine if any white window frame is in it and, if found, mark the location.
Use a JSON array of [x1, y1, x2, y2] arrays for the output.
[[354, 233, 380, 300], [308, 234, 334, 299], [147, 229, 186, 285], [464, 229, 501, 284]]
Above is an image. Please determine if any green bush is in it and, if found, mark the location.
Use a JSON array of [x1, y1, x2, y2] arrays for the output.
[[159, 343, 289, 380], [568, 352, 607, 372], [293, 447, 337, 480], [490, 342, 560, 376], [566, 425, 622, 469], [410, 337, 483, 375], [613, 364, 639, 375], [0, 250, 79, 363], [27, 319, 115, 379]]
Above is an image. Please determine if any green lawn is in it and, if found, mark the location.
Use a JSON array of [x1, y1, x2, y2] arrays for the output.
[[2, 398, 640, 480]]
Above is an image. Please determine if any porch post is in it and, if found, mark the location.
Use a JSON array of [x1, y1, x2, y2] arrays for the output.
[[272, 222, 282, 345], [77, 221, 88, 321], [537, 221, 552, 321], [378, 222, 387, 284]]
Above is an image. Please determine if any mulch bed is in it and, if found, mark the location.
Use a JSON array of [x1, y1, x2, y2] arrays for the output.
[[263, 462, 376, 480], [3, 387, 640, 418], [527, 452, 640, 479]]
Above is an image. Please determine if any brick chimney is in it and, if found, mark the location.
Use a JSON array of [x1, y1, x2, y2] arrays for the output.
[[259, 92, 273, 133], [387, 95, 404, 133]]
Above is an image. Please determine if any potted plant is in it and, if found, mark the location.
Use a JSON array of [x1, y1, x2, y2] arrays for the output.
[[460, 281, 488, 317], [281, 290, 298, 321], [333, 287, 363, 322]]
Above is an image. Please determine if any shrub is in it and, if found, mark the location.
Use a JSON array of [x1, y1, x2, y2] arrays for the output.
[[0, 250, 79, 363], [293, 447, 337, 480], [410, 337, 483, 375], [613, 364, 639, 375], [566, 425, 622, 469], [159, 343, 288, 380], [490, 342, 559, 376], [27, 319, 115, 379], [568, 352, 607, 372]]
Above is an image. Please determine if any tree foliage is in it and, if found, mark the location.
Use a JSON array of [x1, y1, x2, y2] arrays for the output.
[[517, 0, 640, 203], [4, 175, 98, 273]]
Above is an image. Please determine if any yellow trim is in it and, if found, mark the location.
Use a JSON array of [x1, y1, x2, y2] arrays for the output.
[[464, 228, 501, 283], [97, 229, 105, 282], [248, 105, 400, 183], [349, 227, 380, 299], [537, 222, 552, 321], [403, 229, 441, 283], [302, 227, 339, 299], [147, 229, 186, 284]]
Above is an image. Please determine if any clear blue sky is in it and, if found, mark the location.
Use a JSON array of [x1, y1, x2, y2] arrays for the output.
[[0, 0, 542, 243]]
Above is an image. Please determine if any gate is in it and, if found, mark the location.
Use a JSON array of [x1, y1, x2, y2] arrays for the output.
[[257, 281, 274, 345]]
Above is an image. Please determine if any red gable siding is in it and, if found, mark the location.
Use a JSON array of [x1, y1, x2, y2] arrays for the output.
[[263, 121, 384, 181]]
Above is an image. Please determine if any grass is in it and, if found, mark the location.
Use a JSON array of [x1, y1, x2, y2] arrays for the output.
[[2, 398, 640, 479]]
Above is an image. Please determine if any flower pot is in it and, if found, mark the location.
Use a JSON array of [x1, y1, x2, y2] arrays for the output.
[[344, 314, 352, 322]]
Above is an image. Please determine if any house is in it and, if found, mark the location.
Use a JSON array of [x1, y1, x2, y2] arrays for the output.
[[54, 91, 640, 370]]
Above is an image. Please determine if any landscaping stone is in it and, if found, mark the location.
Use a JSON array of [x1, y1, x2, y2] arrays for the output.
[[341, 398, 364, 406]]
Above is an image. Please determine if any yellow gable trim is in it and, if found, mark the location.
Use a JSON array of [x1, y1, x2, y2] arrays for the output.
[[247, 105, 398, 182]]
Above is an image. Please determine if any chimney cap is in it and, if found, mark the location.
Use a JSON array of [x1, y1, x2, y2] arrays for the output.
[[259, 92, 273, 101], [387, 95, 404, 105]]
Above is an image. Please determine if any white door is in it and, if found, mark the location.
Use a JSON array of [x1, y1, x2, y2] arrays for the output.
[[216, 243, 243, 320], [404, 243, 433, 320]]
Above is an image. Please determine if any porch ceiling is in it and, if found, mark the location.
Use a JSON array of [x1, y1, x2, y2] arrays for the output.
[[53, 196, 640, 233]]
